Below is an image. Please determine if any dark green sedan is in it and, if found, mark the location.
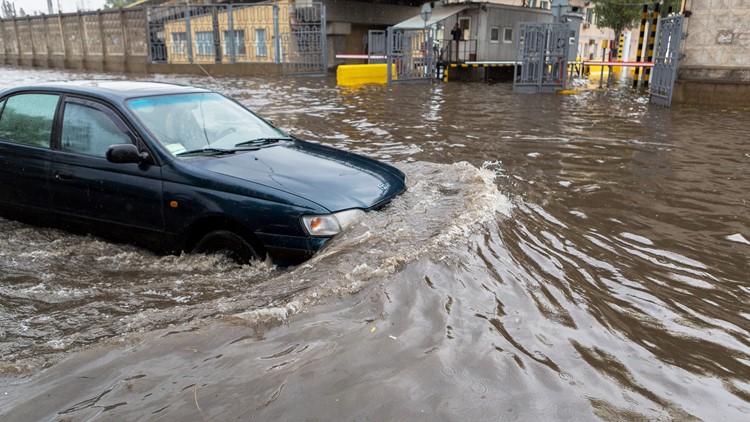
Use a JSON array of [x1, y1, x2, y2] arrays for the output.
[[0, 81, 406, 264]]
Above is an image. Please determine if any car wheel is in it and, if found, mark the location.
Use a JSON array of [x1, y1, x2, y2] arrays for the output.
[[193, 230, 261, 264]]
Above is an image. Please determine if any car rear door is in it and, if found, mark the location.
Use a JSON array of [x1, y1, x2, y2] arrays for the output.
[[0, 92, 59, 217], [50, 96, 165, 240]]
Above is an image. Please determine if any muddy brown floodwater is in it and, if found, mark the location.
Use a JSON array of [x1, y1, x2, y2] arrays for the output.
[[0, 67, 748, 421]]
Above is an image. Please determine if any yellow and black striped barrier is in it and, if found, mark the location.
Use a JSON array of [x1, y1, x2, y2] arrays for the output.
[[643, 3, 661, 88], [633, 5, 648, 88]]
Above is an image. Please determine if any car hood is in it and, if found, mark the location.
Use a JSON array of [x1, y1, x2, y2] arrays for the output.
[[188, 141, 405, 212]]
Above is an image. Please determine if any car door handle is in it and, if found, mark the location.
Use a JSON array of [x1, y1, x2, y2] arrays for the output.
[[54, 170, 74, 181]]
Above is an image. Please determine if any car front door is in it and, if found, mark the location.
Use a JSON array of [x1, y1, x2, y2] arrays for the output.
[[50, 96, 165, 242], [0, 92, 59, 218]]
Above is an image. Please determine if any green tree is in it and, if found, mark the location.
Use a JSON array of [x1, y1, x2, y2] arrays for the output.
[[590, 0, 641, 86], [104, 0, 138, 9], [660, 0, 679, 16]]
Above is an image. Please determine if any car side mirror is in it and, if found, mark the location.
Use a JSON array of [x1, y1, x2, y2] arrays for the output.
[[106, 144, 150, 164]]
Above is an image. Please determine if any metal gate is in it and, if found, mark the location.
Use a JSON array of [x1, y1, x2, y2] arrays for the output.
[[280, 3, 326, 75], [513, 22, 570, 93], [649, 15, 685, 107], [386, 28, 435, 83], [367, 30, 386, 64], [146, 3, 326, 76]]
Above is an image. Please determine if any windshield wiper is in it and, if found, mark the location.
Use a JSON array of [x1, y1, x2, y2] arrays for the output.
[[234, 137, 291, 148], [176, 148, 236, 157]]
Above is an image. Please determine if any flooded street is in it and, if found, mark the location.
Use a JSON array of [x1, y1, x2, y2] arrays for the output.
[[0, 67, 748, 420]]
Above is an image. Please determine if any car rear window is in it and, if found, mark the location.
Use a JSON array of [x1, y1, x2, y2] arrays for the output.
[[0, 93, 59, 148]]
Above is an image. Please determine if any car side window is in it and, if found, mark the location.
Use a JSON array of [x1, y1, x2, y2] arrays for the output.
[[61, 101, 135, 157], [0, 93, 59, 148]]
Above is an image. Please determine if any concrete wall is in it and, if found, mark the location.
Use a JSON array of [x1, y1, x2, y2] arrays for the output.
[[0, 9, 150, 73], [322, 0, 417, 26], [323, 0, 417, 66], [677, 0, 750, 105]]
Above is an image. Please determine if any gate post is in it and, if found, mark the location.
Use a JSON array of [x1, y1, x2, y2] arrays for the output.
[[212, 6, 221, 63], [184, 4, 193, 64], [633, 5, 648, 88], [643, 3, 660, 88], [146, 7, 153, 63], [273, 5, 280, 64], [320, 4, 327, 71], [386, 26, 393, 84], [227, 5, 236, 64]]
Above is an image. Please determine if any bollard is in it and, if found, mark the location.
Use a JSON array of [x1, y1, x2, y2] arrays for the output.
[[643, 3, 661, 88], [633, 5, 648, 88]]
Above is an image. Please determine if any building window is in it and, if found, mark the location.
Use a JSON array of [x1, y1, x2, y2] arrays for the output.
[[503, 27, 513, 43], [490, 27, 500, 43], [170, 32, 187, 55], [195, 31, 214, 57], [586, 9, 594, 25], [222, 30, 246, 57], [255, 28, 267, 57], [528, 0, 537, 7], [540, 1, 549, 9]]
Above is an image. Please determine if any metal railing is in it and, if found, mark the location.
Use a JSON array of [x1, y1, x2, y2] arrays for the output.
[[441, 39, 477, 63]]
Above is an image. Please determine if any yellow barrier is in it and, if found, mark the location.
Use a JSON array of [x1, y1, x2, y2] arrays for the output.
[[336, 64, 397, 86], [585, 64, 622, 75]]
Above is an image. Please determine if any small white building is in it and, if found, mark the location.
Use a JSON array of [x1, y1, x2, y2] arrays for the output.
[[394, 2, 553, 63]]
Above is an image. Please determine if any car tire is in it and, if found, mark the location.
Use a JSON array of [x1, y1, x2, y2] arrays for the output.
[[193, 230, 261, 264]]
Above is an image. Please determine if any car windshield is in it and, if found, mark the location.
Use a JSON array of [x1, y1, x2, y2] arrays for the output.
[[127, 92, 288, 157]]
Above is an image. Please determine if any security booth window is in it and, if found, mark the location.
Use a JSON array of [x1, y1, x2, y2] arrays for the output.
[[490, 27, 500, 43], [0, 93, 59, 148]]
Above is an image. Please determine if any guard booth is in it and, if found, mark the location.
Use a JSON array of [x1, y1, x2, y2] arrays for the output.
[[387, 2, 552, 78]]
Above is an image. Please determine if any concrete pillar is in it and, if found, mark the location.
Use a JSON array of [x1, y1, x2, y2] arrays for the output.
[[78, 12, 88, 68]]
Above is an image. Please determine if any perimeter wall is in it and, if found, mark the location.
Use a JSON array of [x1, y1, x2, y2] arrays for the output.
[[675, 0, 750, 106], [0, 9, 149, 73]]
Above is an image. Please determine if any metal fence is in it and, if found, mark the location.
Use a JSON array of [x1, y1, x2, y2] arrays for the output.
[[513, 22, 570, 93], [147, 2, 326, 75]]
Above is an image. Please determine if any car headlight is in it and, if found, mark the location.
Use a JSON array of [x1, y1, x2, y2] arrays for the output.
[[301, 209, 364, 237]]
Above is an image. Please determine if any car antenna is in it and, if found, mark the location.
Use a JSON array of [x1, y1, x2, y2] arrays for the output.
[[195, 63, 224, 94]]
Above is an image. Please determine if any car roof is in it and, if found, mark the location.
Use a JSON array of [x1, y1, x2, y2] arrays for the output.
[[1, 80, 211, 102]]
